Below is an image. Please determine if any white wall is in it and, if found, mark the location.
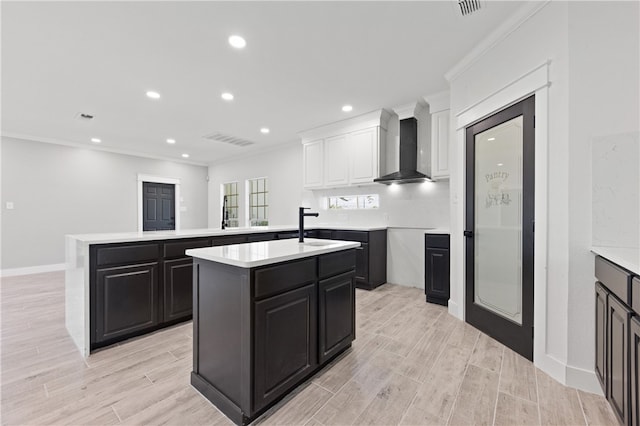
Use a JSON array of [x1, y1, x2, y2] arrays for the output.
[[208, 143, 304, 228], [448, 0, 639, 392], [0, 137, 209, 270]]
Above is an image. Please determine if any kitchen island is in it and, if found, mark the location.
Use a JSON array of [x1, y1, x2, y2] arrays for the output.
[[187, 239, 359, 425]]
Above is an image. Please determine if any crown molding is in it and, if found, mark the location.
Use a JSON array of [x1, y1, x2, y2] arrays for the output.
[[298, 109, 392, 142], [423, 90, 450, 114], [393, 100, 427, 120], [444, 0, 552, 83], [1, 132, 209, 167]]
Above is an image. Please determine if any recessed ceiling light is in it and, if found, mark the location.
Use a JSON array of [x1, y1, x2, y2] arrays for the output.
[[91, 138, 101, 143], [488, 137, 496, 141], [260, 128, 270, 134], [182, 153, 190, 158], [342, 105, 353, 112], [146, 91, 161, 99], [228, 35, 246, 49], [166, 138, 176, 144], [221, 92, 234, 101]]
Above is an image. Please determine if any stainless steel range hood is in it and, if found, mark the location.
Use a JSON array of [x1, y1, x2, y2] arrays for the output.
[[374, 103, 431, 184]]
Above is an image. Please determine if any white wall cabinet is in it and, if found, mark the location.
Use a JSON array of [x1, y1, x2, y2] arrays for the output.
[[300, 110, 390, 189], [302, 140, 324, 188], [424, 91, 450, 180]]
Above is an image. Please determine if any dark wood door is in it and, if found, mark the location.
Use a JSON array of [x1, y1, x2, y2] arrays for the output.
[[631, 316, 640, 426], [464, 95, 535, 361], [143, 182, 175, 231], [95, 262, 159, 343], [254, 284, 317, 412], [595, 282, 608, 395], [163, 258, 193, 322], [425, 246, 450, 306], [318, 271, 355, 364], [608, 294, 632, 424]]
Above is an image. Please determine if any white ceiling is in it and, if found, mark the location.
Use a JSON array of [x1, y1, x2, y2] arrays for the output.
[[1, 1, 525, 166]]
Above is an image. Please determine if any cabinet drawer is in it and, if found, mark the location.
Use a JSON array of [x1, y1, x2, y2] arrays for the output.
[[331, 230, 368, 243], [276, 232, 299, 240], [254, 258, 317, 299], [596, 256, 632, 305], [163, 238, 210, 259], [212, 235, 248, 246], [96, 243, 159, 267], [425, 234, 450, 249], [319, 249, 356, 279], [247, 233, 277, 242], [633, 277, 640, 313]]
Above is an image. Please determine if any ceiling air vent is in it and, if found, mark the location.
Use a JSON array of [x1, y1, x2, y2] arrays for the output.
[[75, 112, 95, 121], [458, 0, 481, 16], [202, 132, 255, 147]]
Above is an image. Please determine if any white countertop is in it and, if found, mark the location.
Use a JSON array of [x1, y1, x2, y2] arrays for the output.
[[591, 246, 640, 276], [424, 228, 450, 234], [186, 238, 360, 268], [66, 224, 387, 245]]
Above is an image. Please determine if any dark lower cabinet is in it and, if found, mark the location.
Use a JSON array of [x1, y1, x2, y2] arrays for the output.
[[318, 271, 355, 364], [163, 257, 194, 322], [595, 282, 608, 395], [191, 250, 356, 425], [354, 244, 369, 283], [609, 294, 632, 425], [631, 317, 640, 426], [94, 262, 159, 344], [254, 284, 317, 411], [425, 234, 450, 306]]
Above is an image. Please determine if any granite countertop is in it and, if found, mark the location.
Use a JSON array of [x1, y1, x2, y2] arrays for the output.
[[591, 246, 640, 276], [186, 238, 360, 268], [66, 224, 387, 245]]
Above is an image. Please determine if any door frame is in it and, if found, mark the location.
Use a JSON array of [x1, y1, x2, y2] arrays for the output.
[[137, 174, 181, 231], [452, 62, 553, 375]]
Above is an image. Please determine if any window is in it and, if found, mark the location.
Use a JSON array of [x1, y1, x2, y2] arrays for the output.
[[222, 182, 240, 228], [248, 177, 268, 226], [327, 194, 380, 210]]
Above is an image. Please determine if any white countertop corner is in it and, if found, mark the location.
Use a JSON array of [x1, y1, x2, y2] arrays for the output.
[[186, 238, 361, 268], [591, 246, 640, 276]]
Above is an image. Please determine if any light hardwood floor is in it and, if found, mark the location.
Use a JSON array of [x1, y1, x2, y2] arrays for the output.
[[1, 271, 616, 425]]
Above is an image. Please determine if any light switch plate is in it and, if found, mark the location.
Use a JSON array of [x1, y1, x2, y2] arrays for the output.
[[6, 202, 14, 210]]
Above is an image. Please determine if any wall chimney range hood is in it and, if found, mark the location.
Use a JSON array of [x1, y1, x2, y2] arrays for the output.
[[374, 101, 431, 184]]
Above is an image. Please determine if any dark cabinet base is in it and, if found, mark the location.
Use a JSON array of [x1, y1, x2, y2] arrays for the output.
[[425, 234, 450, 306]]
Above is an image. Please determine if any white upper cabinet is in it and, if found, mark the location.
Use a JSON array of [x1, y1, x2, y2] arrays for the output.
[[324, 134, 349, 187], [424, 91, 450, 180], [300, 110, 390, 189], [302, 140, 324, 188]]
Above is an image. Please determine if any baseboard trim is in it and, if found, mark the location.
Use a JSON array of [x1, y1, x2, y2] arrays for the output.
[[566, 364, 603, 396], [448, 299, 463, 320], [1, 263, 66, 277]]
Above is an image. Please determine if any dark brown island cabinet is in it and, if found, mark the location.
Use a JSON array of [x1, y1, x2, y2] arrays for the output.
[[88, 228, 385, 350], [189, 249, 356, 425], [594, 255, 640, 425], [424, 233, 450, 306]]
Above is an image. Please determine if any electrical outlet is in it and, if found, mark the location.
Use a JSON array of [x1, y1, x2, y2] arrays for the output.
[[6, 202, 14, 210]]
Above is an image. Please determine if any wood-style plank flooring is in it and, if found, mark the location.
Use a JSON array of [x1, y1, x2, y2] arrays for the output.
[[1, 271, 616, 425]]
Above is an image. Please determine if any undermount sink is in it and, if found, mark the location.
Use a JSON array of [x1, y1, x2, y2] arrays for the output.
[[302, 241, 334, 247]]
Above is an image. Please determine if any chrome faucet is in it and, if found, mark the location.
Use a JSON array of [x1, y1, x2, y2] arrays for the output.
[[221, 195, 229, 230], [299, 207, 319, 242]]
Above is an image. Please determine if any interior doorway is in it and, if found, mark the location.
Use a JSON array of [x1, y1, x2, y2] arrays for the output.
[[464, 95, 535, 360], [137, 174, 181, 232]]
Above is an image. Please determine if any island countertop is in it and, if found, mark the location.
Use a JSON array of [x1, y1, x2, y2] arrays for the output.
[[186, 238, 360, 268]]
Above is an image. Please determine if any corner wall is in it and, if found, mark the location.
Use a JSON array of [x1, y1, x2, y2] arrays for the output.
[[0, 137, 209, 271]]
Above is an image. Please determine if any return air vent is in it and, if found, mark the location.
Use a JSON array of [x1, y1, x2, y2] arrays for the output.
[[202, 132, 255, 147], [75, 112, 95, 121]]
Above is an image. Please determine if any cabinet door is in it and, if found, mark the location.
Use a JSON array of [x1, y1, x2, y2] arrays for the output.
[[355, 243, 369, 284], [608, 294, 632, 424], [324, 134, 349, 187], [631, 316, 640, 426], [595, 282, 608, 395], [318, 272, 355, 364], [425, 247, 450, 306], [430, 110, 449, 179], [254, 284, 317, 411], [95, 262, 159, 343], [212, 235, 247, 246], [163, 258, 193, 322], [303, 140, 324, 189], [349, 127, 379, 184]]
